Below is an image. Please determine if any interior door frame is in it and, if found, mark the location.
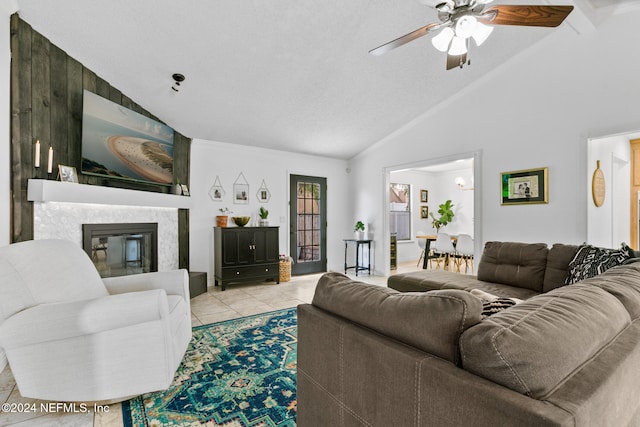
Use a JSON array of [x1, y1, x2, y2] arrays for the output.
[[289, 174, 327, 275], [381, 150, 483, 276]]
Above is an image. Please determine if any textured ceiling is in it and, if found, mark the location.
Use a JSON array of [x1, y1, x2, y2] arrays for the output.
[[14, 0, 620, 159]]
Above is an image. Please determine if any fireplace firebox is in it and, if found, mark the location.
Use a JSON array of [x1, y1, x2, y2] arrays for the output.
[[82, 223, 158, 278]]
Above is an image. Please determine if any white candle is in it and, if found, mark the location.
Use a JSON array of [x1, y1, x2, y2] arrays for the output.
[[34, 140, 40, 168], [47, 146, 53, 174]]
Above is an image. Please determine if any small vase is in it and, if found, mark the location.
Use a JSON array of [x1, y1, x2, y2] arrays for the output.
[[173, 184, 182, 195], [259, 219, 269, 227], [355, 231, 364, 240]]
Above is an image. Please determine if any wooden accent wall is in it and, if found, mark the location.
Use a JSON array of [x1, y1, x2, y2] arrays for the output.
[[10, 15, 191, 269], [631, 139, 640, 250]]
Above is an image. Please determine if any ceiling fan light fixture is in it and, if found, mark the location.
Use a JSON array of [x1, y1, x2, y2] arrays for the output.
[[471, 21, 493, 46], [448, 36, 468, 55], [431, 27, 455, 52], [454, 15, 477, 39]]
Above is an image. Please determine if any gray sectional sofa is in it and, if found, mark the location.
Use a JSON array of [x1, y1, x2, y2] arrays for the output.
[[387, 241, 581, 299], [297, 242, 640, 426]]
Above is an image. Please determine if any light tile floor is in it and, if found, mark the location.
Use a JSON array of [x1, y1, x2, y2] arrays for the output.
[[0, 262, 422, 426]]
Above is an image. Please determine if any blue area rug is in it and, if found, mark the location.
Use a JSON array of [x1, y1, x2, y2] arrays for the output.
[[122, 308, 297, 426]]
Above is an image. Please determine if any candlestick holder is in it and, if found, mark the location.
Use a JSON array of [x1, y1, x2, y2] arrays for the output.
[[34, 166, 40, 179]]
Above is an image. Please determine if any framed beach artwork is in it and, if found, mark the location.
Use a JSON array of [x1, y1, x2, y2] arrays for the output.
[[500, 167, 548, 205], [80, 90, 174, 186]]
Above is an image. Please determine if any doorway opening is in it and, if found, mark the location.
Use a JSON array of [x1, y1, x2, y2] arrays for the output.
[[383, 151, 482, 276], [587, 131, 640, 249]]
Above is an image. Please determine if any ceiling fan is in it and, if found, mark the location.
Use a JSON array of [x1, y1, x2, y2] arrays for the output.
[[369, 0, 573, 70]]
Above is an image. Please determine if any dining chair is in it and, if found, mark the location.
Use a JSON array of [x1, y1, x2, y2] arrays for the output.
[[431, 233, 456, 270], [454, 234, 474, 273]]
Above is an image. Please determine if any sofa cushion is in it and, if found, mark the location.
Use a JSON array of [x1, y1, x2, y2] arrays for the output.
[[387, 270, 539, 300], [542, 243, 580, 292], [460, 283, 631, 398], [477, 242, 549, 292], [312, 272, 482, 365], [580, 263, 640, 320]]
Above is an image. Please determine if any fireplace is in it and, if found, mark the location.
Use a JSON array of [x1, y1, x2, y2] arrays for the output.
[[82, 223, 158, 278]]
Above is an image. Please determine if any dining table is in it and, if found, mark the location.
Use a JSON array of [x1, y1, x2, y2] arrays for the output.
[[415, 234, 458, 270]]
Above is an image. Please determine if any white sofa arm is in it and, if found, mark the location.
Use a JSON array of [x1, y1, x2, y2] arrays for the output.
[[103, 269, 189, 299], [0, 289, 169, 350]]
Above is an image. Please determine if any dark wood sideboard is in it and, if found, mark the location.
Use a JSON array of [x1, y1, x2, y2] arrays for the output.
[[213, 226, 280, 291]]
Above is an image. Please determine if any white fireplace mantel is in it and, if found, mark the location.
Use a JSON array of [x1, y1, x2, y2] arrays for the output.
[[27, 179, 192, 209]]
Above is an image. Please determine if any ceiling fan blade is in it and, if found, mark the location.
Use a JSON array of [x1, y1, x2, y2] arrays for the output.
[[480, 5, 573, 27], [446, 53, 467, 70], [369, 23, 441, 56]]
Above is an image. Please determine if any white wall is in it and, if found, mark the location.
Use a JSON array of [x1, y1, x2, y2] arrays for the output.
[[189, 139, 350, 283], [350, 10, 640, 274]]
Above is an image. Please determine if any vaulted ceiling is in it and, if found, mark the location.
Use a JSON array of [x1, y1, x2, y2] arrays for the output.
[[14, 0, 637, 159]]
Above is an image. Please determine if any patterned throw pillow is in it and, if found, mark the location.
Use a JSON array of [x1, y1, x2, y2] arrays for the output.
[[481, 298, 520, 318], [564, 243, 633, 285], [470, 289, 523, 318]]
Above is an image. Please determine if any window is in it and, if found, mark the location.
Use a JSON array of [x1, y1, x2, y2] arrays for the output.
[[390, 183, 411, 240]]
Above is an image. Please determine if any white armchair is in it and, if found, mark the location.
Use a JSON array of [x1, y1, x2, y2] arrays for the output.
[[0, 239, 192, 402]]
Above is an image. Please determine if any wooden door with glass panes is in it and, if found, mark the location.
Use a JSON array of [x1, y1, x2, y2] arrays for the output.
[[290, 175, 327, 275]]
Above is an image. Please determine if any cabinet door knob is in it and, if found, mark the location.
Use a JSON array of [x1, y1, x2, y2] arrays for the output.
[[236, 271, 240, 275]]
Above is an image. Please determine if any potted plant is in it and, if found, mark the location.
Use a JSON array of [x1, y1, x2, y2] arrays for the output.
[[258, 207, 269, 226], [216, 208, 231, 228], [429, 200, 455, 233], [354, 220, 365, 240]]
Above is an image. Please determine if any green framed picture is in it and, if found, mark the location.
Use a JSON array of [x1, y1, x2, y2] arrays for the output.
[[501, 167, 548, 205]]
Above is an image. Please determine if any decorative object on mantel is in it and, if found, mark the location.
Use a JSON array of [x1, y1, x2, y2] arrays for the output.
[[58, 165, 78, 183], [500, 167, 548, 205], [592, 160, 605, 207], [209, 176, 225, 201], [47, 146, 54, 176], [258, 207, 269, 226], [429, 200, 455, 232], [257, 179, 271, 203], [173, 179, 182, 195], [233, 172, 250, 205], [180, 184, 190, 196], [34, 139, 41, 178], [216, 208, 231, 228], [354, 220, 366, 240]]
